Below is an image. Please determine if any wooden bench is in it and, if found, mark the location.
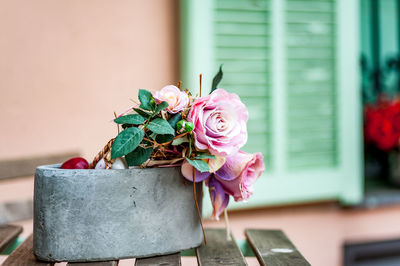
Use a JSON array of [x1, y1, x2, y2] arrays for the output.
[[1, 226, 310, 265], [0, 152, 78, 181], [0, 153, 78, 225]]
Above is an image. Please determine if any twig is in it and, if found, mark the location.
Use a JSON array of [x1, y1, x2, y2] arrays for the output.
[[199, 74, 203, 97], [143, 137, 157, 147], [193, 167, 207, 245], [154, 132, 190, 147], [113, 112, 120, 134], [224, 208, 232, 241], [145, 158, 184, 167], [160, 148, 180, 154]]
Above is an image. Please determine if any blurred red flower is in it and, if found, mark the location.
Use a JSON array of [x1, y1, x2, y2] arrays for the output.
[[364, 96, 400, 151]]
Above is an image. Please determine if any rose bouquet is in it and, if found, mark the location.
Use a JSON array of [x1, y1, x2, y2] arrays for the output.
[[64, 69, 265, 220]]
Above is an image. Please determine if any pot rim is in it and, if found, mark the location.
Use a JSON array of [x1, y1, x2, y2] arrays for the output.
[[36, 164, 181, 172]]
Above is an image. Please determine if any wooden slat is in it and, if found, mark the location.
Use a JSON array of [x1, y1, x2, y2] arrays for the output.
[[135, 253, 181, 266], [0, 200, 33, 224], [196, 229, 247, 266], [67, 261, 118, 266], [2, 234, 54, 266], [0, 224, 22, 252], [245, 229, 310, 266], [0, 152, 78, 180]]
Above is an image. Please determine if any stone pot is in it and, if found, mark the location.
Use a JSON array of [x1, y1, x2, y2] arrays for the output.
[[33, 164, 203, 262]]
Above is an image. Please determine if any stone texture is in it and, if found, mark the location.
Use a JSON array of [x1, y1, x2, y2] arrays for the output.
[[33, 164, 203, 262]]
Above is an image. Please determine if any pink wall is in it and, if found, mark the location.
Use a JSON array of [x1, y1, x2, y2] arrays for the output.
[[0, 0, 179, 161]]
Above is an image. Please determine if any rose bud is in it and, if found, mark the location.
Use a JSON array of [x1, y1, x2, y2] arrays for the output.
[[153, 85, 189, 114], [111, 157, 128, 169], [177, 120, 194, 133], [61, 157, 89, 169]]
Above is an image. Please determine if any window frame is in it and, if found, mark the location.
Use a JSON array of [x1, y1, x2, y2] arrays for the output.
[[180, 0, 362, 216]]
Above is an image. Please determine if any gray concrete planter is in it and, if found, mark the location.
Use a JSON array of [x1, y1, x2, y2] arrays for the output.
[[33, 164, 203, 262]]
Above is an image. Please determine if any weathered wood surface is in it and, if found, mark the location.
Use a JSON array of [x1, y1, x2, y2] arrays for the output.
[[0, 152, 78, 180], [1, 227, 311, 266], [135, 252, 181, 266], [245, 229, 310, 266], [0, 224, 23, 252], [67, 261, 118, 266], [2, 234, 54, 266], [196, 228, 247, 266], [0, 200, 33, 224]]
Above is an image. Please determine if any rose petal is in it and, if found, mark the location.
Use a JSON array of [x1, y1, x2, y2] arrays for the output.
[[216, 151, 252, 180], [207, 177, 230, 220], [181, 161, 211, 182], [215, 151, 265, 201], [207, 156, 226, 173]]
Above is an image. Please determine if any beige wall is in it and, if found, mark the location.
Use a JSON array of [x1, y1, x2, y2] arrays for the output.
[[0, 0, 179, 161]]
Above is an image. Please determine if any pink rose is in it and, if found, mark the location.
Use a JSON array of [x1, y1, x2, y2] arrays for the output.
[[180, 150, 264, 219], [215, 151, 264, 201], [153, 85, 189, 113], [188, 89, 248, 156]]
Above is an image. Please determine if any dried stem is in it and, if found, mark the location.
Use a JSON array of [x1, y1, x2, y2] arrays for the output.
[[224, 208, 232, 241], [192, 167, 207, 245], [144, 132, 190, 149], [113, 112, 120, 134], [199, 74, 203, 97]]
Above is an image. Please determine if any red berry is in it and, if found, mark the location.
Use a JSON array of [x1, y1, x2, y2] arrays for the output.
[[61, 157, 89, 169]]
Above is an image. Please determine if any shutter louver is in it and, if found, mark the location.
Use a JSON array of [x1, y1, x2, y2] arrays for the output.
[[285, 0, 338, 169], [214, 0, 271, 167]]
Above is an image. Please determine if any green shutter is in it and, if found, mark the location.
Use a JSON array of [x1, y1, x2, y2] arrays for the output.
[[285, 0, 337, 170], [214, 0, 272, 167], [181, 0, 362, 216]]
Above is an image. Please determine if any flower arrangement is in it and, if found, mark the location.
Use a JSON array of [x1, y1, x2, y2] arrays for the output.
[[364, 95, 400, 151], [62, 69, 265, 220]]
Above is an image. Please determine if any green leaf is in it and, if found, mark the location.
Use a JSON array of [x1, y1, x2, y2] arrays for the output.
[[147, 118, 175, 135], [155, 134, 174, 143], [195, 154, 216, 160], [211, 65, 223, 93], [138, 89, 154, 111], [125, 146, 153, 166], [186, 158, 210, 173], [168, 113, 182, 129], [111, 127, 145, 159], [133, 108, 151, 118], [149, 132, 157, 140], [154, 101, 169, 115], [114, 114, 145, 125], [172, 135, 189, 145]]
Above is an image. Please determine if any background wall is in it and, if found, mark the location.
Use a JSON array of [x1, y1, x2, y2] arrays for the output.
[[0, 0, 179, 161]]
